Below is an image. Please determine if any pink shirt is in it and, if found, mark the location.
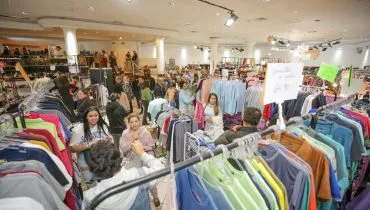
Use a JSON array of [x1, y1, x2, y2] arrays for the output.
[[120, 127, 155, 159], [201, 77, 218, 104], [194, 100, 205, 128]]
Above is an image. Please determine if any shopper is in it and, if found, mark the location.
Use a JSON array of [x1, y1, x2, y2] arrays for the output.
[[93, 52, 100, 68], [153, 78, 166, 98], [13, 48, 21, 56], [70, 106, 112, 184], [132, 50, 139, 72], [215, 107, 262, 145], [144, 69, 156, 91], [113, 75, 130, 111], [125, 51, 132, 72], [166, 82, 177, 107], [119, 113, 161, 207], [52, 76, 76, 121], [132, 75, 142, 111], [204, 93, 224, 139], [109, 51, 117, 68], [106, 93, 129, 148], [101, 50, 108, 68], [122, 75, 134, 113], [141, 80, 152, 125], [179, 80, 194, 115], [76, 89, 96, 122], [83, 140, 164, 209]]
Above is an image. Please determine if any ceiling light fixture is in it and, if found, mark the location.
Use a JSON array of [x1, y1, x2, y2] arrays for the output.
[[332, 40, 340, 45], [322, 47, 328, 51], [128, 0, 134, 3], [216, 13, 220, 16], [225, 11, 238, 27], [278, 40, 285, 45], [198, 0, 238, 27], [96, 32, 99, 34], [119, 37, 122, 40], [88, 6, 95, 11], [194, 45, 197, 49], [286, 43, 290, 47], [83, 32, 87, 35], [21, 11, 29, 15], [169, 0, 176, 6], [313, 46, 318, 50]]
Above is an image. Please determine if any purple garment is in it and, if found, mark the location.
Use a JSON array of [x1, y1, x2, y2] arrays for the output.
[[223, 112, 242, 129], [346, 186, 370, 210], [352, 156, 370, 197]]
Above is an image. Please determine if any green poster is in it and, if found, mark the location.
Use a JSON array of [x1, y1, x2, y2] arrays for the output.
[[317, 63, 339, 83]]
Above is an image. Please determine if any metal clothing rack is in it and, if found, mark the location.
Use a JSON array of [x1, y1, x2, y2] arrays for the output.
[[310, 93, 357, 129], [88, 118, 309, 210], [88, 93, 357, 209]]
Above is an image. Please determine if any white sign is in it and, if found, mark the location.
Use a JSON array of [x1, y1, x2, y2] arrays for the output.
[[340, 78, 363, 97], [263, 63, 304, 105]]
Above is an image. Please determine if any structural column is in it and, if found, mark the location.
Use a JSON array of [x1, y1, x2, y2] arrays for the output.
[[210, 38, 219, 75], [156, 38, 165, 74], [246, 41, 256, 58], [62, 28, 79, 73]]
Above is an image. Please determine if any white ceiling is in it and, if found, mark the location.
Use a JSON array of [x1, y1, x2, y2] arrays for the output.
[[1, 0, 370, 45]]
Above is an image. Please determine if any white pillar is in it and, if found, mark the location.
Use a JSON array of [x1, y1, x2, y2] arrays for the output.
[[210, 38, 219, 75], [156, 38, 165, 74], [136, 41, 142, 67], [62, 28, 79, 73]]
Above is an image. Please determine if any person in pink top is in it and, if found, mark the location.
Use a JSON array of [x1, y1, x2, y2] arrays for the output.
[[119, 113, 160, 207]]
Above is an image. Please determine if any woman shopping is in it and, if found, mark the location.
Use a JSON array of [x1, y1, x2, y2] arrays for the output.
[[119, 113, 161, 207], [204, 93, 224, 139], [76, 89, 96, 122], [141, 80, 152, 125], [70, 106, 112, 185], [106, 93, 129, 149], [179, 80, 195, 115]]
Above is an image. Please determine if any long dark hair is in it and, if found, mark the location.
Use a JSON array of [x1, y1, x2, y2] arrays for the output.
[[207, 93, 220, 116], [82, 106, 110, 142]]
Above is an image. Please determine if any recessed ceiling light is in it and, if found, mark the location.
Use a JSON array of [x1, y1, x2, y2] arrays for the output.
[[88, 6, 94, 11], [84, 32, 87, 35], [169, 0, 176, 6], [128, 0, 134, 3], [119, 37, 122, 40], [21, 11, 29, 15], [96, 32, 99, 34], [184, 22, 191, 26], [216, 13, 220, 16]]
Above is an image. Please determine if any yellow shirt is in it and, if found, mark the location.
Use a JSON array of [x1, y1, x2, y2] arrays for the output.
[[29, 140, 52, 152], [252, 158, 286, 210]]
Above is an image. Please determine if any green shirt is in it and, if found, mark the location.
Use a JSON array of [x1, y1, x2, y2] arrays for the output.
[[16, 118, 65, 151], [141, 88, 152, 101]]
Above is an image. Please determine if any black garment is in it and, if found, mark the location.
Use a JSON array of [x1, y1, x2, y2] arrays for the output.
[[76, 98, 96, 122], [106, 101, 128, 133], [132, 53, 138, 61], [215, 126, 258, 146], [113, 83, 123, 94], [53, 82, 75, 121], [153, 84, 165, 98], [146, 76, 156, 91], [142, 100, 149, 125], [132, 79, 140, 92]]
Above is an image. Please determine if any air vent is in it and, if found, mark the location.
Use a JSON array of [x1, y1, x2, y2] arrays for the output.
[[190, 31, 199, 33], [255, 17, 268, 21]]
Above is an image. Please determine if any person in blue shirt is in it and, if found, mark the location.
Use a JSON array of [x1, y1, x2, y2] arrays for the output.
[[179, 80, 194, 115]]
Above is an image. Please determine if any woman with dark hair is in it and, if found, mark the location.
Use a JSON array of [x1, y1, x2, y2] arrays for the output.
[[141, 80, 152, 125], [83, 140, 164, 209], [70, 106, 112, 184], [119, 113, 160, 207], [53, 75, 76, 121], [106, 93, 129, 148], [204, 93, 224, 139], [76, 88, 96, 122]]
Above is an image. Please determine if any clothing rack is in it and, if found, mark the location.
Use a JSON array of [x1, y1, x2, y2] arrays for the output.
[[310, 93, 357, 129], [87, 118, 308, 210], [88, 94, 358, 209]]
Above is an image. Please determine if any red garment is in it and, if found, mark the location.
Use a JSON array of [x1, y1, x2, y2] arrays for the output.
[[18, 132, 53, 151], [263, 104, 271, 121], [163, 117, 171, 135], [64, 190, 76, 210], [195, 100, 205, 128], [344, 109, 370, 138], [27, 112, 66, 143], [25, 128, 73, 176]]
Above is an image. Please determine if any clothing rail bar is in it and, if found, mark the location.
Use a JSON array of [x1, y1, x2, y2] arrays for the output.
[[88, 117, 309, 210], [310, 93, 357, 129]]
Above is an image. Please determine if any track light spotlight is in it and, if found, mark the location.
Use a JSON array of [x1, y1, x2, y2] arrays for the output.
[[328, 42, 332, 48], [200, 47, 204, 51], [225, 12, 238, 27], [333, 40, 340, 45], [322, 47, 327, 51], [313, 46, 319, 50], [278, 40, 285, 45]]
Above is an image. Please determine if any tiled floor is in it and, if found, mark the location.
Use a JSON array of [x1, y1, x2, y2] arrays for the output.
[[150, 175, 170, 210]]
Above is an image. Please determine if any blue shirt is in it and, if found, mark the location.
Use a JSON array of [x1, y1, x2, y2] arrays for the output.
[[176, 168, 218, 210], [179, 89, 194, 109]]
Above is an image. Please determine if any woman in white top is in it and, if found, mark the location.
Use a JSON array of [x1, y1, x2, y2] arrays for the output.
[[70, 106, 112, 184], [83, 140, 165, 210], [204, 93, 224, 139]]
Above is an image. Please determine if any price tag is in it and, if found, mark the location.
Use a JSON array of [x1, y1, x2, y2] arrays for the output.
[[263, 63, 304, 105], [317, 63, 339, 83]]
